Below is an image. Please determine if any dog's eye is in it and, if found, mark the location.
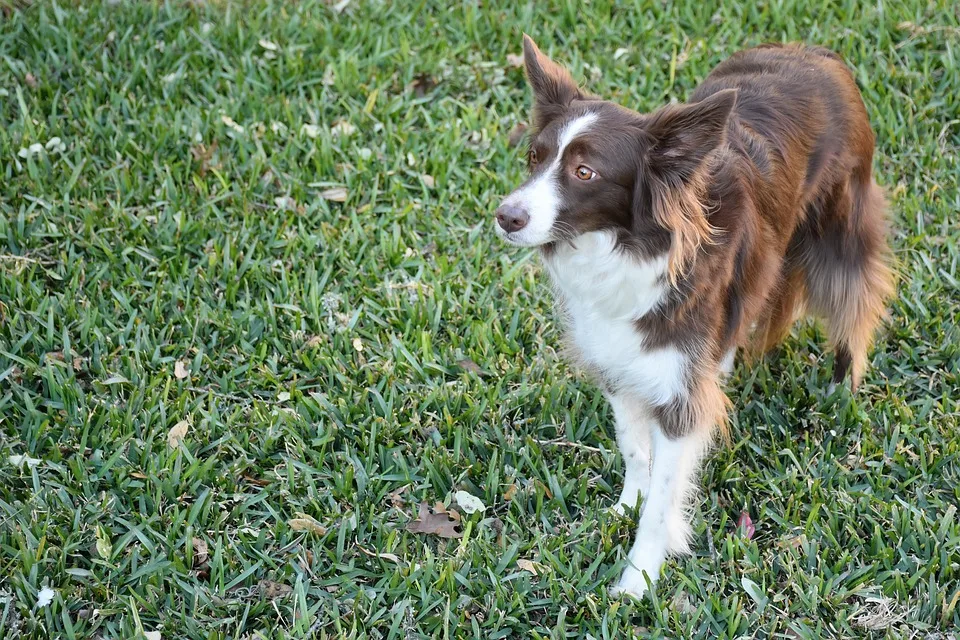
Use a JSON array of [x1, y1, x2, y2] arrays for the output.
[[575, 166, 596, 181]]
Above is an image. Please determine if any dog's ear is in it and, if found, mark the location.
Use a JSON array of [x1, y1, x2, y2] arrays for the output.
[[523, 35, 583, 125], [644, 89, 737, 185], [639, 89, 737, 283]]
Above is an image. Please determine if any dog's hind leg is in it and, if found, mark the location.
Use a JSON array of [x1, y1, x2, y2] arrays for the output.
[[799, 172, 894, 388]]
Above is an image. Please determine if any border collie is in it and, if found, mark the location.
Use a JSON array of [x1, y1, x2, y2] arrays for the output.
[[495, 36, 893, 598]]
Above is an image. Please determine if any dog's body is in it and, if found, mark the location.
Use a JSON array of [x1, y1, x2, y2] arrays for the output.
[[495, 37, 893, 597]]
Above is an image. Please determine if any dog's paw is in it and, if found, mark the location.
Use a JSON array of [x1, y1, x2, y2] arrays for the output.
[[609, 569, 652, 600]]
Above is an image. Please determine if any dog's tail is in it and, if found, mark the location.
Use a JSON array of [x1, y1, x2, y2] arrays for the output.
[[799, 170, 895, 388]]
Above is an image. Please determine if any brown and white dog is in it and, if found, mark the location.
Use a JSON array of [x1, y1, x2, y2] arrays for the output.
[[495, 36, 893, 597]]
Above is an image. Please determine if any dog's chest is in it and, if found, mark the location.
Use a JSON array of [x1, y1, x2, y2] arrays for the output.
[[543, 232, 687, 404]]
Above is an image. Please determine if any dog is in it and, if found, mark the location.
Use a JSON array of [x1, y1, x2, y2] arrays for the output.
[[494, 35, 893, 598]]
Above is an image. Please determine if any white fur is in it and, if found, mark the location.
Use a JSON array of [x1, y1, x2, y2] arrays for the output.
[[544, 231, 686, 404], [607, 393, 653, 514], [543, 230, 712, 600], [611, 427, 712, 598], [720, 347, 736, 376], [496, 113, 598, 246]]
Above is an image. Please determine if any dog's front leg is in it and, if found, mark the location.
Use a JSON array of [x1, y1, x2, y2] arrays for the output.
[[607, 393, 653, 514], [611, 418, 712, 599]]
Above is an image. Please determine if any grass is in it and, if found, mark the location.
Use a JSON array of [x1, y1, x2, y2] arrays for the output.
[[0, 0, 958, 638]]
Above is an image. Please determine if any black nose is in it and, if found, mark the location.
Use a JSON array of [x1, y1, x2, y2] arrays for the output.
[[496, 204, 530, 233]]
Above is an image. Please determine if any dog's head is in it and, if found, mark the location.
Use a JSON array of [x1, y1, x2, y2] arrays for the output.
[[496, 35, 736, 281]]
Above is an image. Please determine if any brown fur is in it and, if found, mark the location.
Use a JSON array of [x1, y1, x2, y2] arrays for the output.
[[518, 38, 894, 438]]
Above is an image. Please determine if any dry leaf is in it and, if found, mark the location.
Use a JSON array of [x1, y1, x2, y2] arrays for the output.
[[191, 537, 209, 567], [411, 74, 437, 97], [421, 174, 435, 188], [305, 335, 324, 348], [288, 515, 328, 535], [516, 559, 538, 575], [456, 358, 483, 374], [507, 123, 528, 148], [25, 72, 38, 88], [321, 187, 347, 202], [44, 351, 65, 363], [357, 546, 401, 564], [259, 580, 293, 599], [737, 510, 756, 540], [388, 484, 409, 508], [506, 53, 524, 68], [352, 337, 363, 352], [330, 120, 356, 138], [503, 483, 518, 501], [174, 360, 189, 380], [454, 490, 485, 514], [405, 501, 462, 538], [167, 420, 189, 448]]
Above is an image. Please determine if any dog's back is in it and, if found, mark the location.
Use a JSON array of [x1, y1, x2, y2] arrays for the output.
[[695, 44, 894, 386]]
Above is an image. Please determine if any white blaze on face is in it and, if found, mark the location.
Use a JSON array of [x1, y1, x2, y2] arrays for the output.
[[496, 112, 598, 246]]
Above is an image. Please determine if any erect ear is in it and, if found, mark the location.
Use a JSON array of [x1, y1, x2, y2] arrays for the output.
[[644, 89, 737, 185], [639, 89, 737, 284], [522, 35, 583, 119]]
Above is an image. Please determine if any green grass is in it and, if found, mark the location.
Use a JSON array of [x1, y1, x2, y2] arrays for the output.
[[1, 0, 958, 638]]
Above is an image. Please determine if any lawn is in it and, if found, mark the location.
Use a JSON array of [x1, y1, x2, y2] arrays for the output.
[[1, 0, 958, 638]]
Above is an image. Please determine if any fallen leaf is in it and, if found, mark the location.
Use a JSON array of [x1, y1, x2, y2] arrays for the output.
[[274, 196, 297, 211], [352, 337, 363, 352], [288, 515, 328, 535], [456, 358, 483, 375], [44, 351, 65, 362], [516, 559, 538, 575], [9, 454, 41, 469], [507, 123, 528, 148], [258, 38, 279, 51], [405, 501, 462, 538], [737, 510, 755, 540], [506, 53, 524, 68], [301, 123, 321, 138], [259, 580, 293, 600], [503, 483, 518, 501], [454, 490, 486, 514], [321, 187, 347, 202], [421, 174, 435, 189], [388, 484, 409, 508], [174, 360, 189, 380], [191, 537, 209, 567], [36, 586, 55, 608], [144, 632, 161, 640], [167, 420, 189, 448], [411, 74, 437, 97], [305, 335, 324, 348], [356, 546, 401, 564], [330, 120, 356, 138], [25, 72, 37, 88]]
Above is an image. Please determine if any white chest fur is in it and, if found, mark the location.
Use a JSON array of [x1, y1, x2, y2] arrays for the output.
[[542, 231, 687, 404]]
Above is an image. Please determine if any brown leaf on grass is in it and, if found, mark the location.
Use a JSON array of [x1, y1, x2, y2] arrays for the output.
[[406, 501, 462, 538], [190, 141, 219, 176], [242, 474, 271, 487], [191, 537, 209, 567], [503, 483, 518, 501], [44, 351, 65, 363], [304, 335, 324, 348], [321, 187, 348, 202], [25, 72, 37, 88], [506, 53, 524, 68], [387, 484, 409, 508], [456, 358, 484, 375], [174, 359, 189, 379], [258, 580, 293, 600], [411, 74, 437, 98], [167, 420, 189, 448], [288, 515, 328, 535], [507, 123, 528, 148]]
